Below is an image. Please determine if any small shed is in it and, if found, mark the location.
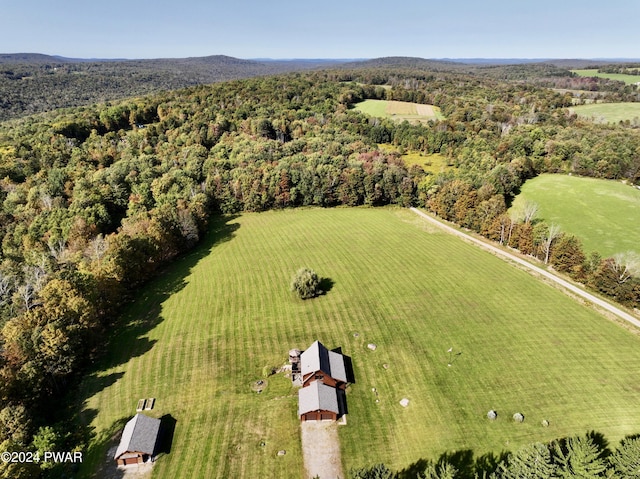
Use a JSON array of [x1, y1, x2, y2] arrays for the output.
[[114, 413, 161, 466], [298, 380, 341, 421], [300, 340, 354, 389]]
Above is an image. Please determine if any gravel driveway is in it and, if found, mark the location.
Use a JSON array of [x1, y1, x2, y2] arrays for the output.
[[300, 421, 344, 479]]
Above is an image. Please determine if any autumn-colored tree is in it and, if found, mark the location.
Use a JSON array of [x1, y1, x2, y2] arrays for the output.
[[550, 234, 586, 278]]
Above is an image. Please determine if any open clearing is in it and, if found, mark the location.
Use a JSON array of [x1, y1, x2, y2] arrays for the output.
[[570, 102, 640, 124], [571, 69, 640, 85], [378, 144, 456, 175], [354, 99, 444, 123], [511, 174, 640, 257], [78, 207, 640, 478]]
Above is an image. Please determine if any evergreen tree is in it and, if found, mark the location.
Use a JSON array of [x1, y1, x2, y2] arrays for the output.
[[609, 436, 640, 479], [554, 435, 608, 479], [496, 442, 556, 479]]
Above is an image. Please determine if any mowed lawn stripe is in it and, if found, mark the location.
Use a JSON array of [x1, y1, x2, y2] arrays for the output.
[[78, 207, 640, 478]]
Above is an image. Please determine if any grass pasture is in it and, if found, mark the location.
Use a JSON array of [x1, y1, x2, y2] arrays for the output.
[[569, 102, 640, 124], [354, 99, 444, 124], [571, 69, 640, 86], [511, 174, 640, 257], [78, 208, 640, 478]]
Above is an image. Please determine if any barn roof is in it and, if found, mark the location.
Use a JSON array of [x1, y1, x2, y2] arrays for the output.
[[300, 340, 350, 383], [298, 380, 340, 416], [114, 413, 161, 459]]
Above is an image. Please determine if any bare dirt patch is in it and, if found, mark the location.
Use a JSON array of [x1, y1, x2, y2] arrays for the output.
[[300, 421, 344, 479]]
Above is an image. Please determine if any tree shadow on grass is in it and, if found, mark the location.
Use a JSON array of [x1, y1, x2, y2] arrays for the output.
[[397, 450, 508, 479], [86, 214, 240, 373], [318, 277, 335, 295], [397, 458, 429, 479]]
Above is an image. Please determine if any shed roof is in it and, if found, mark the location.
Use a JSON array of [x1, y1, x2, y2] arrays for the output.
[[114, 413, 161, 459], [300, 340, 349, 383], [298, 380, 340, 416]]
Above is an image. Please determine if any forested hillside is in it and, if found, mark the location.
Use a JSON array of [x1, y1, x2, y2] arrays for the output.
[[0, 55, 334, 121], [0, 64, 639, 477]]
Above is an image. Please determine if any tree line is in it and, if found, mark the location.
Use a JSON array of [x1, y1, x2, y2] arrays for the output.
[[350, 431, 640, 479]]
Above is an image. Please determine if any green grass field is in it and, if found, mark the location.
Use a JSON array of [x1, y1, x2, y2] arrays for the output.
[[571, 69, 640, 85], [378, 144, 456, 175], [570, 102, 640, 124], [511, 174, 640, 257], [77, 207, 640, 478], [354, 99, 444, 124]]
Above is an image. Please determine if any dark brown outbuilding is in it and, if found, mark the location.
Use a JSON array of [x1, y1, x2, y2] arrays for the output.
[[298, 380, 341, 421], [114, 413, 161, 466]]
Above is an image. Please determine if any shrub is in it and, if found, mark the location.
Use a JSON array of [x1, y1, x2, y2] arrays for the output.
[[290, 268, 321, 299]]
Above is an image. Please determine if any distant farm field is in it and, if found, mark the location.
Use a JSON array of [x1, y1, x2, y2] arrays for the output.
[[570, 102, 640, 124], [78, 208, 640, 478], [571, 69, 640, 85], [354, 99, 444, 123], [511, 174, 640, 257]]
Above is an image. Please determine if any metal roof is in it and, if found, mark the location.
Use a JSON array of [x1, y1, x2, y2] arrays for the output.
[[298, 380, 340, 416], [114, 413, 161, 459], [300, 340, 348, 383]]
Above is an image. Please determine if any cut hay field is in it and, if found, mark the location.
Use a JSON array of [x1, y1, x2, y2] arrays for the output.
[[571, 69, 640, 85], [511, 174, 640, 257], [77, 207, 640, 478], [570, 102, 640, 124], [354, 99, 444, 123]]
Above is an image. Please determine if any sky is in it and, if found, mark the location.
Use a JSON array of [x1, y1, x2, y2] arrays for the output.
[[1, 0, 639, 60]]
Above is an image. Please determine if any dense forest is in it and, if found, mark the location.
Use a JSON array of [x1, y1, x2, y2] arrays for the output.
[[0, 60, 639, 477]]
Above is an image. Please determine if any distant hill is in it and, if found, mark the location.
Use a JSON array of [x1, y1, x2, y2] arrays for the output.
[[338, 56, 464, 71], [0, 53, 71, 64], [0, 54, 343, 121]]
